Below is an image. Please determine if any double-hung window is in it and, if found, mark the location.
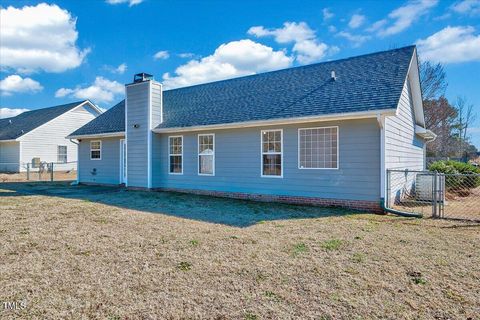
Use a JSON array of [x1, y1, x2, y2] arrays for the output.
[[198, 134, 214, 175], [298, 127, 338, 169], [57, 145, 67, 163], [261, 129, 282, 177], [90, 141, 101, 160], [169, 136, 183, 174]]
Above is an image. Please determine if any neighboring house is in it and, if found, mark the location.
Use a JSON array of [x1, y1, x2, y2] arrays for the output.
[[0, 101, 102, 172], [69, 46, 435, 212]]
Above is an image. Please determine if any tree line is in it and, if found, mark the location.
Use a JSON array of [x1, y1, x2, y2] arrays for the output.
[[420, 60, 478, 160]]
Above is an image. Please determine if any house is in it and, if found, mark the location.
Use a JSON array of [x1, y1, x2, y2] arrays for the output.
[[68, 46, 436, 212], [0, 100, 101, 172]]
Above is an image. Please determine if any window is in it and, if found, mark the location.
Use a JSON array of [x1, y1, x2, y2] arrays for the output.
[[298, 127, 338, 169], [198, 134, 214, 175], [90, 141, 101, 160], [169, 136, 183, 174], [261, 129, 282, 177], [57, 145, 67, 163]]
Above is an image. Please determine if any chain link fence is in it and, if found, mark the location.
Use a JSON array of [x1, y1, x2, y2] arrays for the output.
[[0, 161, 77, 183], [387, 169, 480, 222]]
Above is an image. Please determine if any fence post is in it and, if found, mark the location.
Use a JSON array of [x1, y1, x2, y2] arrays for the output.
[[26, 163, 30, 180], [433, 171, 438, 218], [386, 169, 390, 208], [50, 162, 54, 182]]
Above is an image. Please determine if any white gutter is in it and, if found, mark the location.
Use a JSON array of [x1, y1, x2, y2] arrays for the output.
[[153, 109, 397, 133], [67, 131, 125, 140]]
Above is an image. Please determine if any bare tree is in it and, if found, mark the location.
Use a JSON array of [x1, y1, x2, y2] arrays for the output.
[[424, 97, 457, 156], [419, 60, 447, 100], [454, 96, 476, 145]]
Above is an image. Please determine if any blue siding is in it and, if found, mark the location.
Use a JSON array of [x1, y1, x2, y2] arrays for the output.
[[152, 119, 380, 201], [126, 82, 150, 187], [78, 137, 121, 185]]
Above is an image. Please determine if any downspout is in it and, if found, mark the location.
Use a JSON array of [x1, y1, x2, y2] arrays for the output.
[[381, 198, 423, 218], [70, 139, 79, 186]]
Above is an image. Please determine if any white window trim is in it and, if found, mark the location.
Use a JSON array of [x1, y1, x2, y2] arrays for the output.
[[57, 145, 68, 163], [260, 129, 283, 178], [297, 126, 339, 170], [90, 140, 102, 160], [168, 135, 183, 175], [198, 133, 215, 176]]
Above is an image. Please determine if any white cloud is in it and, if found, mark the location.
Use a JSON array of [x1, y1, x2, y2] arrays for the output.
[[451, 0, 480, 15], [55, 77, 124, 103], [323, 8, 334, 21], [114, 63, 127, 74], [416, 26, 480, 63], [248, 22, 315, 43], [105, 0, 144, 6], [0, 3, 90, 73], [369, 0, 438, 37], [248, 22, 338, 64], [0, 75, 43, 96], [294, 40, 339, 64], [328, 25, 337, 33], [337, 31, 372, 47], [366, 19, 387, 33], [162, 39, 293, 89], [349, 14, 366, 29], [0, 107, 30, 119], [178, 53, 195, 58], [154, 50, 170, 60], [104, 63, 127, 74]]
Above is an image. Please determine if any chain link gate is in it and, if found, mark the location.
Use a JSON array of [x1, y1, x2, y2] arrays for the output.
[[386, 169, 480, 222]]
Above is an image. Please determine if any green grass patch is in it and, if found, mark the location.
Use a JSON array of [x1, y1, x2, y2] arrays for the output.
[[407, 271, 427, 285], [292, 242, 308, 256], [178, 261, 192, 271], [351, 252, 365, 263], [321, 239, 343, 251], [244, 311, 258, 320]]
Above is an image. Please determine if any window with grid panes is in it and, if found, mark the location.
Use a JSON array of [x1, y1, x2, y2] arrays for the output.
[[299, 127, 338, 169], [261, 130, 282, 177], [169, 136, 183, 173]]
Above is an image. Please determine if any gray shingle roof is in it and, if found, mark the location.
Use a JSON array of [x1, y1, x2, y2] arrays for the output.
[[70, 45, 415, 136], [69, 100, 125, 137], [0, 101, 88, 141]]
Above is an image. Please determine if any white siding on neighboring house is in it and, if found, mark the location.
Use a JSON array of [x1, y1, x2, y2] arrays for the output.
[[18, 104, 98, 171], [0, 141, 20, 172]]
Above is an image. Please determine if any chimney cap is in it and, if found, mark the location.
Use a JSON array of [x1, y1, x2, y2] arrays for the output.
[[133, 73, 154, 83]]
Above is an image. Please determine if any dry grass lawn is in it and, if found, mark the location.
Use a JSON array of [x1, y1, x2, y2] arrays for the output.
[[0, 182, 479, 319]]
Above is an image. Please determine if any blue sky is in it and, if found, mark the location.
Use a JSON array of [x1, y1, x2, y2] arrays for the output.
[[1, 0, 479, 145]]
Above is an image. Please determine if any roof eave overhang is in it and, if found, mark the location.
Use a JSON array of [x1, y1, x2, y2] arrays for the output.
[[415, 125, 437, 141], [152, 109, 397, 133], [67, 131, 125, 140], [0, 139, 19, 143]]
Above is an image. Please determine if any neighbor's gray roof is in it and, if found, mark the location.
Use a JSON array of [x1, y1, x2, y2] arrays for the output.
[[70, 45, 415, 136], [69, 100, 125, 137], [0, 101, 89, 141]]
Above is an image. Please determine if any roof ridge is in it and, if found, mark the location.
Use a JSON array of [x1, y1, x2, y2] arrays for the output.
[[164, 45, 416, 93], [2, 100, 87, 121]]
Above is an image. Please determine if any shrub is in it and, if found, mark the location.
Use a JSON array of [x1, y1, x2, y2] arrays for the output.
[[429, 160, 480, 190]]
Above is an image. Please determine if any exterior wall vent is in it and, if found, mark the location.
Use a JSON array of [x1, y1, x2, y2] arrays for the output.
[[133, 73, 154, 83]]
